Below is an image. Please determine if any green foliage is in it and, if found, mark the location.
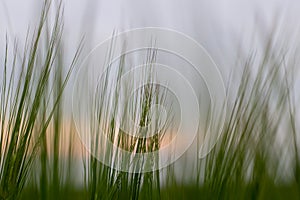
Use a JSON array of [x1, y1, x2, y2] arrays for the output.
[[0, 1, 82, 199]]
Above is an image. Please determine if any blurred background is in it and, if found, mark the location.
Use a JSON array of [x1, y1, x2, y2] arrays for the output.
[[1, 0, 300, 199]]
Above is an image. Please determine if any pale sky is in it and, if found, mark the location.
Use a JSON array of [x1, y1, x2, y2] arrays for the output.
[[1, 0, 300, 110], [1, 0, 300, 100], [1, 0, 300, 72]]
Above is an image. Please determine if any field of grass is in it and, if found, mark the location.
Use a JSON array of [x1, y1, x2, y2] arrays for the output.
[[1, 1, 300, 200]]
